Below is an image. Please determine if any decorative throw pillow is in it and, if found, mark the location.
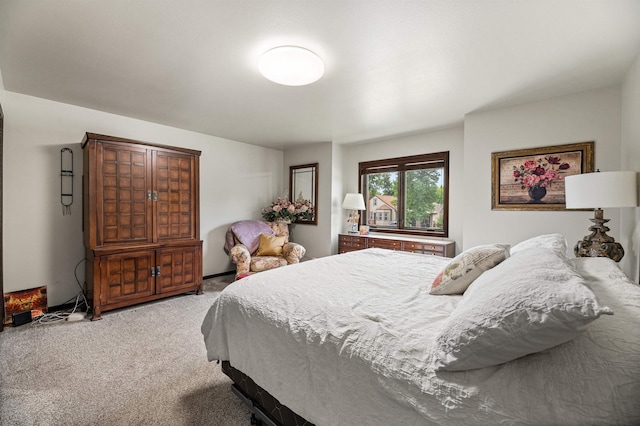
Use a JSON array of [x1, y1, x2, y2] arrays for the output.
[[431, 248, 613, 372], [510, 233, 568, 258], [256, 234, 287, 257], [429, 244, 510, 295]]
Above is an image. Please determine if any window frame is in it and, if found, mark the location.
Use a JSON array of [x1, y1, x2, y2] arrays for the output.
[[358, 151, 450, 238]]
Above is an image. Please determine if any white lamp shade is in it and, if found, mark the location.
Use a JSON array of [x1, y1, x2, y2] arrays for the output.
[[565, 171, 638, 209], [342, 193, 366, 210], [259, 46, 324, 86]]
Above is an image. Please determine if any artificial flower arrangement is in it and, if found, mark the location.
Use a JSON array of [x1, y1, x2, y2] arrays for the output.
[[261, 193, 314, 223], [512, 156, 570, 189]]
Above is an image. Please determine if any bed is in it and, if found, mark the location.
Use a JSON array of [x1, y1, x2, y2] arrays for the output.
[[201, 235, 640, 425]]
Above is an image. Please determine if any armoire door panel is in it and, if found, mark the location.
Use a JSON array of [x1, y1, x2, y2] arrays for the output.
[[101, 250, 155, 305], [98, 143, 152, 245], [156, 246, 200, 294], [154, 152, 196, 241]]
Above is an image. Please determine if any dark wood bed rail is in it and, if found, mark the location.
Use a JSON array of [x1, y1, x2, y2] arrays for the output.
[[221, 361, 314, 426]]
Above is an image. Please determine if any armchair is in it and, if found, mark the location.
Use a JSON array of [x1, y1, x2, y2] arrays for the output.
[[224, 220, 306, 279]]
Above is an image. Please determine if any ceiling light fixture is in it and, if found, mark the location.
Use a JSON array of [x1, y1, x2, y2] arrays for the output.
[[258, 46, 324, 86]]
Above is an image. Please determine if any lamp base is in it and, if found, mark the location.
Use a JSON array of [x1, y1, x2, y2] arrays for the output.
[[347, 210, 360, 235], [574, 208, 624, 262]]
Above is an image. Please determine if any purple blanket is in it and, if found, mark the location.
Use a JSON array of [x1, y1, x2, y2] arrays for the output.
[[224, 220, 274, 254]]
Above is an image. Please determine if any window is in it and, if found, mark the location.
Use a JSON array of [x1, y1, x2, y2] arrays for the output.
[[359, 152, 449, 237]]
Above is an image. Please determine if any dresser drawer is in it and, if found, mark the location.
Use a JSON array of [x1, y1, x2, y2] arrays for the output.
[[424, 246, 446, 256], [339, 235, 366, 247], [403, 241, 453, 257], [339, 246, 361, 253], [402, 241, 441, 250], [338, 235, 367, 253], [367, 238, 402, 250], [403, 241, 424, 251], [423, 248, 446, 256], [423, 243, 445, 253], [339, 242, 367, 250]]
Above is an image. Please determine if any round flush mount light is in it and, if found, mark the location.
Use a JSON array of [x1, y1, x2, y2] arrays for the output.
[[259, 46, 324, 86]]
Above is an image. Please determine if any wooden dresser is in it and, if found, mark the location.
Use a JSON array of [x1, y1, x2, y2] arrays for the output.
[[338, 233, 455, 257], [83, 133, 203, 320]]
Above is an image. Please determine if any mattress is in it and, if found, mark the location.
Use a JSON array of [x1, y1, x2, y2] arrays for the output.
[[202, 248, 640, 425]]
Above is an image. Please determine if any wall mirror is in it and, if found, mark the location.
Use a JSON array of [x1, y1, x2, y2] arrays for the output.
[[289, 163, 318, 225]]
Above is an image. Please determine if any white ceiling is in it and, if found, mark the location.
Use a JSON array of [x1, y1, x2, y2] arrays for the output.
[[1, 1, 639, 150]]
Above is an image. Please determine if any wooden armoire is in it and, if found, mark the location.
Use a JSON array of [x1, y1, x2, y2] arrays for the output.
[[82, 133, 203, 320]]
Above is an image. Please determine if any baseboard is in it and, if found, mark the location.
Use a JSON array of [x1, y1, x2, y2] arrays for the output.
[[203, 271, 235, 280], [48, 302, 88, 313]]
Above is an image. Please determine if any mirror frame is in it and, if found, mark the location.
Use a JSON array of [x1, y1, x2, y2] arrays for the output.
[[289, 163, 318, 225]]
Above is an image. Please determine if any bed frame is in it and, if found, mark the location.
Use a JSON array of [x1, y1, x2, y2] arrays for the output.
[[222, 361, 314, 426]]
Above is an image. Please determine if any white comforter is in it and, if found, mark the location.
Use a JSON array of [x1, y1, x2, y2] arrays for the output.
[[201, 249, 640, 425]]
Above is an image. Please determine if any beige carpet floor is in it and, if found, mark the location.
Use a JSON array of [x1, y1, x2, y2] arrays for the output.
[[0, 275, 252, 426]]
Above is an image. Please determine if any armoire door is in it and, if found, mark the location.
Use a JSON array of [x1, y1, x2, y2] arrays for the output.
[[100, 250, 156, 305], [153, 151, 197, 242], [156, 245, 201, 294], [96, 142, 153, 245]]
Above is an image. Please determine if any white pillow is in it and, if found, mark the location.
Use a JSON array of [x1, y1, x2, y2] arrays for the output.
[[429, 244, 510, 295], [432, 248, 612, 371], [510, 233, 568, 258]]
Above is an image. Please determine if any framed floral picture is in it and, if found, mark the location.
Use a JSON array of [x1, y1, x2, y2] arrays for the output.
[[491, 141, 594, 211]]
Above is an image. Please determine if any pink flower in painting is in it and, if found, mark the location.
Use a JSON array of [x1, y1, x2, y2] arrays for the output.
[[522, 174, 540, 187], [544, 169, 560, 182], [523, 160, 538, 171]]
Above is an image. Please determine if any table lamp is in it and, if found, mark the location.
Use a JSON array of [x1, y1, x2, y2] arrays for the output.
[[564, 170, 638, 262], [342, 193, 366, 234]]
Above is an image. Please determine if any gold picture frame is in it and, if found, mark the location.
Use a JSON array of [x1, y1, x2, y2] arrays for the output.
[[491, 141, 594, 211]]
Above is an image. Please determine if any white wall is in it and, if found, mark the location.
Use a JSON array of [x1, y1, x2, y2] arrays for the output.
[[463, 86, 627, 272], [3, 91, 283, 306], [621, 52, 640, 283], [341, 126, 465, 253], [0, 67, 5, 104], [283, 142, 333, 259], [330, 142, 345, 253]]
